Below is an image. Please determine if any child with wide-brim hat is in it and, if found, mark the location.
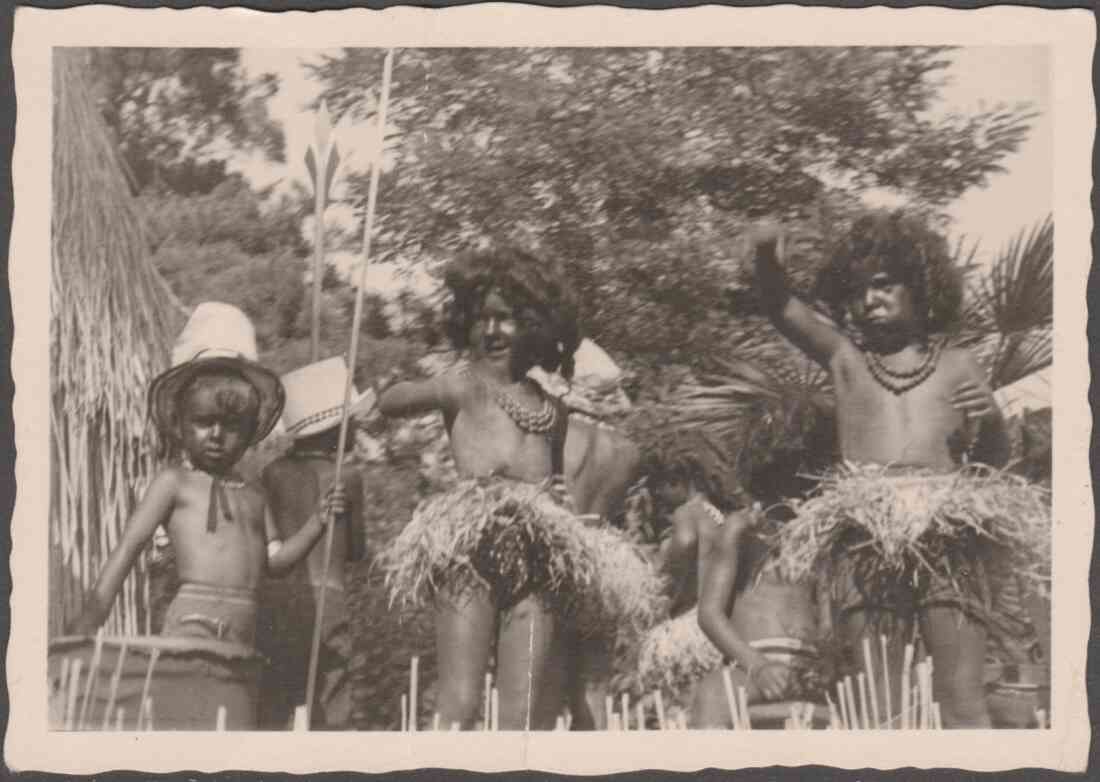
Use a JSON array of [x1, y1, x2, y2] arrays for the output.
[[73, 302, 346, 652], [257, 356, 368, 730]]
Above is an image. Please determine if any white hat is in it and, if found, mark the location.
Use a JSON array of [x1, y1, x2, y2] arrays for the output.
[[280, 356, 373, 439], [148, 302, 284, 444]]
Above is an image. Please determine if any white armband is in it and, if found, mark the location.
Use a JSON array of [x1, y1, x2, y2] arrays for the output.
[[267, 539, 284, 559]]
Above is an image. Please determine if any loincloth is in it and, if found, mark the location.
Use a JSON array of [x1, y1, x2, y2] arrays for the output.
[[380, 477, 666, 641], [161, 582, 258, 648], [636, 608, 828, 702], [765, 463, 1051, 637]]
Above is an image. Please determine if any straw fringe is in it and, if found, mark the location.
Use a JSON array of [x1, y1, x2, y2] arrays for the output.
[[637, 608, 722, 692], [380, 478, 666, 640], [765, 463, 1051, 602], [51, 50, 183, 635]]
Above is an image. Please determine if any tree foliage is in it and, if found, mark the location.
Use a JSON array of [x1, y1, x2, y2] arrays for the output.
[[86, 48, 285, 194], [308, 47, 1034, 372]]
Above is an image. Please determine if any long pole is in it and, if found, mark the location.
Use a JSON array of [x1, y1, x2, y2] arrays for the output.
[[309, 103, 334, 362], [303, 48, 395, 728], [311, 172, 325, 362]]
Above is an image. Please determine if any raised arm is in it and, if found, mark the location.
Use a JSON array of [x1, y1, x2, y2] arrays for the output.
[[750, 224, 846, 367], [697, 512, 789, 701], [69, 468, 179, 634]]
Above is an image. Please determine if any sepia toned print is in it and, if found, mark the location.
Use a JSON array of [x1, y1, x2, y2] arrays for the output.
[[7, 4, 1093, 774]]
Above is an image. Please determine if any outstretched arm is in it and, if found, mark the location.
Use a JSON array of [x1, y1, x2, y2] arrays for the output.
[[69, 469, 178, 634], [697, 511, 790, 701], [377, 372, 462, 420], [750, 224, 846, 367]]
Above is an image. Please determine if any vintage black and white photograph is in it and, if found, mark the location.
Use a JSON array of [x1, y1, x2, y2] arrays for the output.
[[8, 3, 1094, 774]]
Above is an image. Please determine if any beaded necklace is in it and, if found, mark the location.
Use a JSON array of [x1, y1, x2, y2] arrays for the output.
[[181, 455, 244, 533], [699, 498, 725, 527], [493, 382, 559, 435], [863, 337, 944, 395]]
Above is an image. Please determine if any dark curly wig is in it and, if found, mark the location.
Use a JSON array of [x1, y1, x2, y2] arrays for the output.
[[443, 245, 582, 379], [639, 428, 746, 513], [814, 210, 964, 336]]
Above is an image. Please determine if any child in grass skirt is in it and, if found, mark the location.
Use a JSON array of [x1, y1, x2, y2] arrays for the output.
[[745, 212, 1050, 727], [378, 246, 662, 730], [634, 430, 830, 725]]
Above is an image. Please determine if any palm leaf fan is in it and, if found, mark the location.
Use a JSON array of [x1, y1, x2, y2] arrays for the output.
[[960, 216, 1053, 389], [51, 49, 184, 637], [665, 318, 835, 492]]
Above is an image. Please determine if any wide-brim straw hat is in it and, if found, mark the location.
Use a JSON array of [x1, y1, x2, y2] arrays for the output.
[[280, 356, 373, 440], [148, 302, 284, 445]]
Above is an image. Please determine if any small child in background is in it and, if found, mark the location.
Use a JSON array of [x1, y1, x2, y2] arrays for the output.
[[71, 303, 346, 648], [257, 357, 367, 731], [649, 431, 748, 617]]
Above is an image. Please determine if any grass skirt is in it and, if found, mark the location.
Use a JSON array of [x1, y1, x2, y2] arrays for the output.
[[636, 608, 832, 702], [765, 463, 1051, 625], [637, 608, 722, 693], [380, 478, 667, 640]]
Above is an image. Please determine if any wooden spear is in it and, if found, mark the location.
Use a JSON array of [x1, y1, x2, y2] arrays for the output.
[[303, 48, 395, 728], [306, 100, 341, 362]]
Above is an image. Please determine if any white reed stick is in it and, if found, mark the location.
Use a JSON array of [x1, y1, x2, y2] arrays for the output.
[[925, 656, 934, 730], [844, 676, 859, 731], [737, 685, 751, 730], [654, 690, 666, 731], [721, 667, 740, 730], [636, 702, 646, 731], [409, 655, 419, 733], [491, 687, 499, 731], [858, 673, 870, 730], [880, 634, 892, 730], [564, 709, 572, 730], [136, 648, 160, 732], [555, 715, 564, 731], [484, 672, 492, 732], [114, 706, 125, 731], [862, 638, 880, 729], [432, 712, 441, 732], [609, 713, 621, 731], [216, 705, 227, 731], [143, 697, 154, 731], [451, 721, 460, 731], [837, 682, 850, 729], [78, 630, 105, 729], [900, 643, 914, 730], [400, 693, 408, 732], [621, 692, 630, 730], [677, 712, 688, 730], [293, 705, 309, 731], [64, 658, 83, 731], [1035, 709, 1047, 729], [605, 695, 614, 730], [932, 702, 943, 730], [101, 640, 128, 731], [825, 692, 841, 729]]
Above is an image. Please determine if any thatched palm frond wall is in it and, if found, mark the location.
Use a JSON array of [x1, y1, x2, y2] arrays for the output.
[[51, 49, 184, 637]]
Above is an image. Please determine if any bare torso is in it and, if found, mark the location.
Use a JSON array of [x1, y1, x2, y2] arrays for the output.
[[832, 341, 978, 470], [168, 467, 269, 590], [445, 374, 558, 482]]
